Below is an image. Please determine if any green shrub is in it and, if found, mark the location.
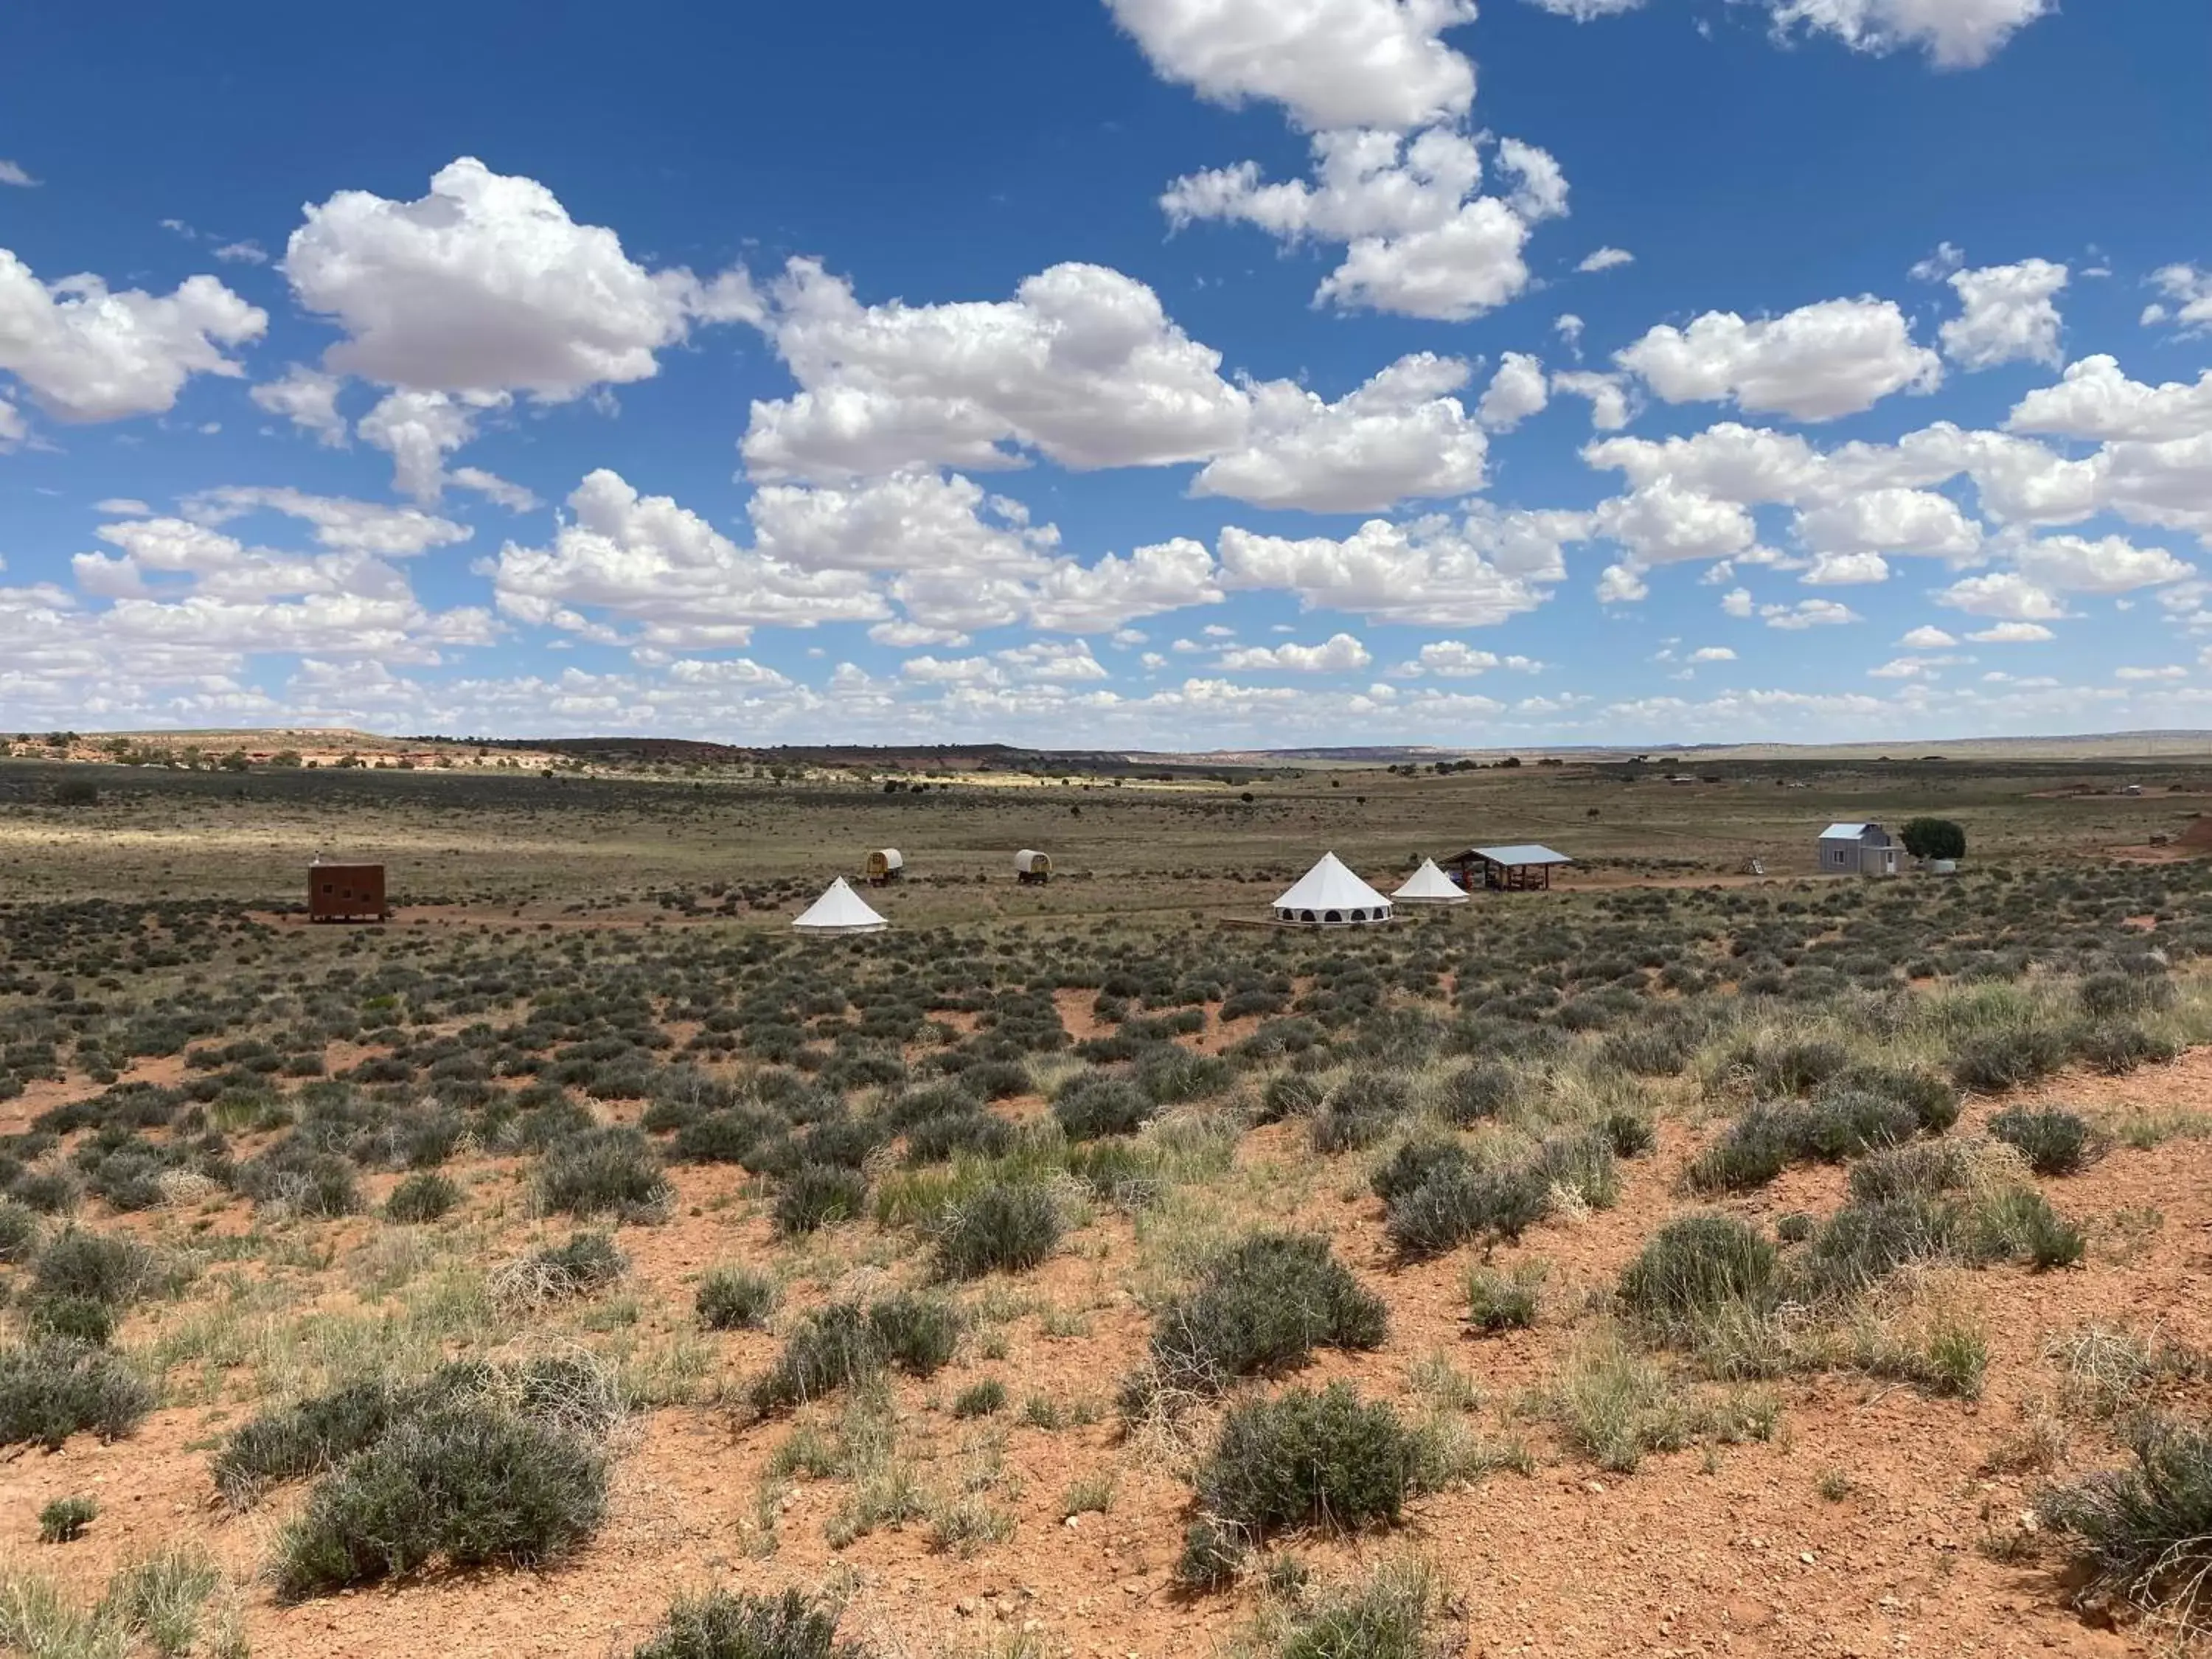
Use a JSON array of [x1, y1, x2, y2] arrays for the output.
[[1899, 818, 1966, 861], [630, 1588, 869, 1659], [29, 1295, 116, 1346], [1950, 1028, 2068, 1094], [1603, 1111, 1657, 1159], [933, 1182, 1065, 1279], [1439, 1062, 1515, 1125], [1368, 1138, 1472, 1207], [1968, 1186, 2087, 1270], [1618, 1215, 1776, 1342], [536, 1127, 670, 1222], [1051, 1074, 1155, 1141], [2073, 1023, 2177, 1077], [0, 1198, 41, 1263], [1686, 1092, 1916, 1194], [1384, 1165, 1548, 1259], [697, 1267, 777, 1332], [1311, 1072, 1411, 1153], [1793, 1197, 1953, 1302], [1775, 1211, 1815, 1245], [773, 1164, 869, 1235], [274, 1406, 609, 1599], [1683, 1104, 1794, 1194], [2040, 1416, 2212, 1634], [1142, 1234, 1385, 1399], [32, 1229, 153, 1308], [38, 1495, 97, 1543], [1465, 1262, 1544, 1332], [952, 1380, 1007, 1419], [0, 1340, 154, 1448], [1193, 1384, 1418, 1538], [1988, 1106, 2099, 1176], [1272, 1560, 1441, 1659], [385, 1171, 461, 1223], [748, 1295, 961, 1414]]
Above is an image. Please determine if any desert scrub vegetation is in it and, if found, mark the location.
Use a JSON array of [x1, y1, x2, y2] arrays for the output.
[[1181, 1384, 1425, 1583], [219, 1352, 625, 1599], [628, 1588, 869, 1659], [1248, 1557, 1448, 1659], [0, 1543, 242, 1659], [697, 1266, 778, 1331], [2039, 1415, 2212, 1635], [929, 1180, 1068, 1279], [746, 1294, 961, 1416], [0, 1340, 155, 1448], [1130, 1232, 1385, 1411]]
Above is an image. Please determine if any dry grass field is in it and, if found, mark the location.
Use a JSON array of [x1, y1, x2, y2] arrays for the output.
[[3, 751, 2212, 1659]]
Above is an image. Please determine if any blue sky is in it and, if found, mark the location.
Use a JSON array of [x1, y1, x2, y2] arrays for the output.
[[1, 0, 2208, 748]]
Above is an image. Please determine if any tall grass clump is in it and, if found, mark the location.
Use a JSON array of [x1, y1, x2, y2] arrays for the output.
[[1617, 1215, 1776, 1344], [931, 1181, 1066, 1279], [747, 1295, 961, 1416], [1192, 1383, 1419, 1541]]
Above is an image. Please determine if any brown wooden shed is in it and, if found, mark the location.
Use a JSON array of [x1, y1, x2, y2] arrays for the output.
[[308, 861, 387, 922]]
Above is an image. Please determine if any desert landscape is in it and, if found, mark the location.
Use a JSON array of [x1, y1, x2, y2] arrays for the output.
[[1, 743, 2210, 1658]]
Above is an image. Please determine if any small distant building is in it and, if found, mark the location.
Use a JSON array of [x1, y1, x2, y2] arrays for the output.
[[1818, 822, 1900, 877], [1014, 849, 1052, 886], [1456, 844, 1572, 892], [308, 859, 387, 922], [866, 849, 905, 887]]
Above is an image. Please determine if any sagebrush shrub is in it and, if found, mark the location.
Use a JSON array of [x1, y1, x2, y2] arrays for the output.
[[0, 1340, 153, 1449], [1368, 1137, 1472, 1207], [385, 1171, 461, 1224], [1384, 1165, 1548, 1259], [933, 1182, 1064, 1279], [2041, 1416, 2212, 1633], [32, 1229, 153, 1308], [697, 1267, 777, 1332], [1143, 1233, 1386, 1400], [38, 1494, 97, 1543], [1988, 1106, 2098, 1176], [1950, 1028, 2069, 1094], [274, 1406, 609, 1599], [1051, 1073, 1155, 1141], [773, 1164, 869, 1235], [1193, 1384, 1418, 1538], [630, 1588, 869, 1659], [1793, 1196, 1953, 1302], [1618, 1214, 1776, 1342], [1311, 1072, 1411, 1152], [537, 1127, 670, 1221], [748, 1295, 961, 1414]]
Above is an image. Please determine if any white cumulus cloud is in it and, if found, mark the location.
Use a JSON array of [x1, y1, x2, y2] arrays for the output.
[[1102, 0, 1478, 131], [1938, 259, 2067, 370], [1764, 0, 2054, 69], [1477, 352, 1549, 431], [1218, 632, 1374, 672], [284, 156, 756, 400], [0, 250, 265, 422], [1163, 128, 1568, 322], [1192, 352, 1489, 511], [742, 258, 1248, 482], [1617, 297, 1941, 422]]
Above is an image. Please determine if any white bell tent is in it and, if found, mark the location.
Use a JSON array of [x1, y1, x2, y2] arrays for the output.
[[1393, 858, 1470, 905], [793, 877, 889, 935], [1271, 853, 1394, 926]]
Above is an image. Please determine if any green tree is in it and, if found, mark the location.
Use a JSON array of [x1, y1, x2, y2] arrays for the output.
[[1899, 818, 1966, 861]]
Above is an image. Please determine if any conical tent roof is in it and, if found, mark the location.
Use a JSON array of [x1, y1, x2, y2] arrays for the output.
[[1272, 853, 1393, 923], [793, 877, 888, 934], [1394, 858, 1469, 903]]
